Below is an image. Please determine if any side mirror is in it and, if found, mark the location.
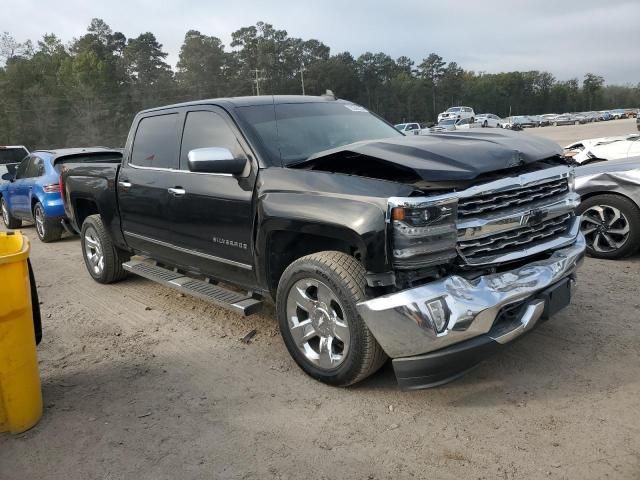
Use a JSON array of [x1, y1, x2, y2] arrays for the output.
[[1, 172, 14, 182], [187, 147, 248, 175]]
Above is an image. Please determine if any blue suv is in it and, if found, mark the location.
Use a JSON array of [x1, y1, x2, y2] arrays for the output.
[[1, 148, 121, 242], [1, 150, 69, 241]]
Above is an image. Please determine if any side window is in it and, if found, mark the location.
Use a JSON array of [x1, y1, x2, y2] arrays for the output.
[[131, 113, 179, 169], [180, 110, 243, 169], [15, 157, 31, 179], [27, 157, 44, 178]]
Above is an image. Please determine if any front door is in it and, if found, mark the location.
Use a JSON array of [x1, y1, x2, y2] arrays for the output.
[[165, 107, 257, 286], [8, 156, 33, 218]]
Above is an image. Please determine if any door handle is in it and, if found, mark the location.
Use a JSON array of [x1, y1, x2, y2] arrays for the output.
[[168, 187, 186, 196], [118, 181, 132, 188]]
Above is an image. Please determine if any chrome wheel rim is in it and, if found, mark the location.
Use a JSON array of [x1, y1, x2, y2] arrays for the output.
[[1, 200, 8, 226], [35, 205, 45, 238], [84, 227, 105, 275], [286, 278, 351, 370], [581, 205, 630, 253]]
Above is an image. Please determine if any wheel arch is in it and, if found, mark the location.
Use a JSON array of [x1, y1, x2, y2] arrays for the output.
[[72, 197, 101, 230], [261, 226, 367, 296], [579, 190, 640, 211]]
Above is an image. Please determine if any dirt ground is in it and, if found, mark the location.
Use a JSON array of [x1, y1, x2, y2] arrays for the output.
[[1, 119, 639, 480]]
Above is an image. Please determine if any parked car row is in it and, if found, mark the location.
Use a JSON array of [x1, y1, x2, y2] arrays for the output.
[[397, 106, 638, 135]]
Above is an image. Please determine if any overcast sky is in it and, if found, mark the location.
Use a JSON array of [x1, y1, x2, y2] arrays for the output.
[[5, 0, 640, 84]]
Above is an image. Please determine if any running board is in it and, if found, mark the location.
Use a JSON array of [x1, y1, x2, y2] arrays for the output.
[[123, 259, 262, 316]]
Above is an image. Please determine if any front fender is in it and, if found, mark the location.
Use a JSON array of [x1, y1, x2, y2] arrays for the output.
[[257, 191, 388, 269]]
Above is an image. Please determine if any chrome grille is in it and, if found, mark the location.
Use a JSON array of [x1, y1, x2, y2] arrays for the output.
[[458, 213, 573, 262], [458, 178, 569, 218]]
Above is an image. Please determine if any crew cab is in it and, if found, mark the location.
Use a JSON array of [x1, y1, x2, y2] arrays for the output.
[[61, 96, 585, 389]]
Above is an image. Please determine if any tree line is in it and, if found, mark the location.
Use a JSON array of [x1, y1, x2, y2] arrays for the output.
[[1, 19, 639, 149]]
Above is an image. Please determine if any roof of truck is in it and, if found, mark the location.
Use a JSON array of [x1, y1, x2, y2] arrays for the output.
[[139, 95, 350, 114]]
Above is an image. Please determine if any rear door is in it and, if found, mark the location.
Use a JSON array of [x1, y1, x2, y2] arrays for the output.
[[25, 156, 45, 217], [118, 111, 183, 258]]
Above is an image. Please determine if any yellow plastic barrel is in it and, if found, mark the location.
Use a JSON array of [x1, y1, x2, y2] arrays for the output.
[[0, 231, 42, 434]]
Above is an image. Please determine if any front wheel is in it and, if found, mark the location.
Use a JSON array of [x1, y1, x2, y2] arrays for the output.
[[276, 251, 387, 387], [33, 202, 63, 242], [577, 195, 640, 259], [1, 198, 21, 229], [81, 214, 130, 283]]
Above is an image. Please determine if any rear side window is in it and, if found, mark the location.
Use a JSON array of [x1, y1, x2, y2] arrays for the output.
[[131, 114, 179, 169], [26, 157, 44, 177], [179, 111, 243, 168]]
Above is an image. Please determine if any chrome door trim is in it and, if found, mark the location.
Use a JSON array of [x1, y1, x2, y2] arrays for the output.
[[123, 231, 253, 271], [126, 162, 233, 177]]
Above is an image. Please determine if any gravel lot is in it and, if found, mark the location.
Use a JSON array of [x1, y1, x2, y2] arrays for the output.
[[1, 119, 639, 480]]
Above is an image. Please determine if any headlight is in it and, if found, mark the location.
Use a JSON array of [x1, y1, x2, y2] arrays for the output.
[[388, 197, 458, 269]]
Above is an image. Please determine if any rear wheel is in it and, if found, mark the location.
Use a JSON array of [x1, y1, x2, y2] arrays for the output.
[[577, 194, 640, 259], [33, 202, 63, 242], [1, 198, 21, 229], [276, 251, 387, 387], [81, 214, 129, 283]]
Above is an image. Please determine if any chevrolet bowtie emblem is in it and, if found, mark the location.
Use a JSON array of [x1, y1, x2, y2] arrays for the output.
[[520, 209, 545, 226]]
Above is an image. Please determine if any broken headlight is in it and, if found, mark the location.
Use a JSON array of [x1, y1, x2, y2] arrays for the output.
[[389, 196, 458, 269]]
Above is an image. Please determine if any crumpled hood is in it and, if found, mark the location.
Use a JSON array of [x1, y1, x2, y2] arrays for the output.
[[303, 130, 563, 182]]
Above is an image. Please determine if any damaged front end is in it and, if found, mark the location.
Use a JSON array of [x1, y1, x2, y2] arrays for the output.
[[289, 131, 586, 389], [359, 165, 584, 389]]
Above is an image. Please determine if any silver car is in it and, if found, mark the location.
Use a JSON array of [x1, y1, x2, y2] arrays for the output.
[[575, 157, 640, 259]]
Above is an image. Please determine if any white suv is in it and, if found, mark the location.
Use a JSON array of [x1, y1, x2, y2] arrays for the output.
[[438, 106, 475, 123]]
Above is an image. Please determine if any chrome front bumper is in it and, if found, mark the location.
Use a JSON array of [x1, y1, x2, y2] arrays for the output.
[[357, 234, 586, 358]]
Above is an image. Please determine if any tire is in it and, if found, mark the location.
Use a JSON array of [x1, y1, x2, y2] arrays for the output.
[[1, 197, 21, 229], [276, 251, 387, 387], [577, 194, 640, 259], [80, 214, 129, 283], [33, 202, 63, 243]]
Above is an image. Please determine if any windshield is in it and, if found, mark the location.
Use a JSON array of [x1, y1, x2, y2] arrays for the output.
[[236, 102, 402, 165], [0, 147, 28, 165], [394, 123, 407, 130], [446, 107, 462, 112]]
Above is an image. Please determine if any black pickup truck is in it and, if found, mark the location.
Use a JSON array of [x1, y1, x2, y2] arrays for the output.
[[61, 95, 585, 389]]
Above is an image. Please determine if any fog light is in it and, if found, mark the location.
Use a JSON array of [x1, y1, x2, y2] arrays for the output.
[[426, 298, 449, 333]]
